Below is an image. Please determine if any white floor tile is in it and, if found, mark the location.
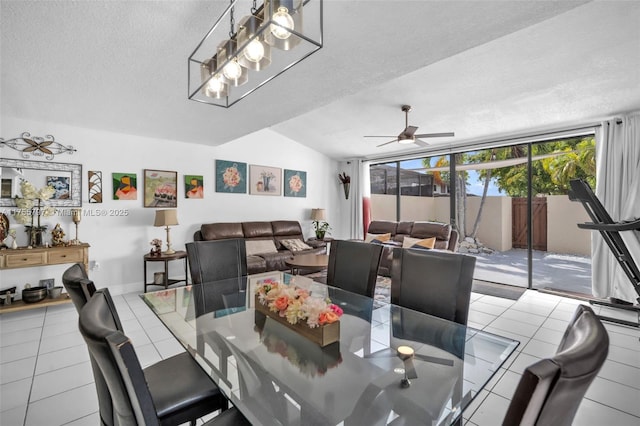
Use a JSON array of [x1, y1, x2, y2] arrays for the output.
[[0, 327, 42, 347], [468, 392, 510, 426], [469, 301, 509, 317], [607, 344, 640, 368], [144, 323, 175, 342], [467, 310, 497, 328], [598, 359, 640, 390], [520, 338, 558, 359], [30, 361, 94, 402], [500, 309, 547, 327], [507, 352, 541, 375], [491, 370, 521, 400], [585, 377, 640, 417], [64, 411, 101, 426], [41, 318, 79, 338], [486, 317, 539, 338], [575, 397, 640, 426], [0, 356, 36, 384], [0, 340, 40, 364], [0, 316, 44, 334], [25, 383, 98, 426], [531, 326, 564, 346], [154, 337, 186, 359], [135, 342, 162, 369], [0, 404, 26, 426], [462, 389, 488, 421], [540, 316, 569, 332], [0, 377, 31, 412], [509, 300, 557, 317], [474, 295, 515, 309], [34, 345, 90, 375], [38, 330, 85, 355], [42, 309, 78, 327], [607, 329, 640, 351]]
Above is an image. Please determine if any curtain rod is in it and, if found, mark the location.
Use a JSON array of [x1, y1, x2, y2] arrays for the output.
[[364, 121, 606, 165]]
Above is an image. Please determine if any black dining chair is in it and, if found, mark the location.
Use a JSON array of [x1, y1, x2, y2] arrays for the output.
[[62, 265, 228, 426], [326, 239, 383, 298], [78, 290, 241, 426], [390, 248, 476, 326], [186, 239, 247, 284], [502, 304, 609, 426]]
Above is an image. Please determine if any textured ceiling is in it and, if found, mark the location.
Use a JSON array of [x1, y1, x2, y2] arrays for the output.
[[2, 1, 639, 160]]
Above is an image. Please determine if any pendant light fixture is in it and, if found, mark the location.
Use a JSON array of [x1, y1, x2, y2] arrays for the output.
[[188, 0, 322, 108]]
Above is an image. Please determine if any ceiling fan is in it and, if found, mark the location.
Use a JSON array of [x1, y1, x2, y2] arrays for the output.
[[365, 105, 455, 148], [365, 345, 454, 387]]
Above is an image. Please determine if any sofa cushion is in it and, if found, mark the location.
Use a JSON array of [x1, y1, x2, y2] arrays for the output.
[[411, 222, 451, 250], [201, 223, 244, 241], [271, 221, 305, 249], [365, 232, 391, 243], [245, 239, 278, 256], [280, 239, 312, 252], [368, 221, 398, 236], [402, 236, 436, 250], [242, 222, 274, 239], [247, 255, 267, 274]]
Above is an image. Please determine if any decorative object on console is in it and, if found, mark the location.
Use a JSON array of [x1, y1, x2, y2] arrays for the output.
[[215, 159, 247, 193], [8, 228, 18, 249], [184, 175, 204, 199], [310, 208, 330, 239], [284, 169, 306, 197], [112, 173, 137, 200], [188, 0, 323, 108], [51, 223, 66, 246], [150, 238, 163, 256], [88, 171, 103, 203], [154, 210, 178, 255], [0, 132, 76, 160], [254, 279, 342, 347], [70, 208, 82, 245], [22, 285, 47, 303], [12, 179, 56, 247], [144, 169, 178, 208], [0, 213, 8, 248], [250, 164, 281, 196], [338, 172, 350, 199]]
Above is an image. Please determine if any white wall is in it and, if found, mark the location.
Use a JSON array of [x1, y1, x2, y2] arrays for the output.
[[0, 117, 341, 295]]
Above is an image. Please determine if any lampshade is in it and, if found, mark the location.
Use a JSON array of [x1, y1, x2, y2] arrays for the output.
[[310, 208, 326, 221], [188, 0, 323, 108], [154, 210, 179, 227]]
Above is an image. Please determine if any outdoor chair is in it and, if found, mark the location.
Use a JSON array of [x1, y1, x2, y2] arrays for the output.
[[503, 304, 609, 426], [390, 248, 476, 326]]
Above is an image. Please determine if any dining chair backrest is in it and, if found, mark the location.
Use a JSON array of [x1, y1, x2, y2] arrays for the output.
[[326, 240, 383, 298], [502, 305, 609, 426], [62, 263, 96, 312], [186, 239, 247, 284], [79, 289, 160, 426], [390, 248, 476, 325]]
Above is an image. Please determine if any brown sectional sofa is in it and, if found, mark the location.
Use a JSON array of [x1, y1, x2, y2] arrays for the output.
[[366, 220, 459, 276], [194, 221, 325, 274]]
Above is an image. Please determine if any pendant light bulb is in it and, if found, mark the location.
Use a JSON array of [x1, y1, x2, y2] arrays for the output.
[[207, 74, 226, 94], [222, 59, 243, 80], [271, 6, 294, 39], [244, 38, 265, 63]]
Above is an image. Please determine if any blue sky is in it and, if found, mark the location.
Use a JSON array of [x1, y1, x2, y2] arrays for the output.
[[400, 158, 503, 196]]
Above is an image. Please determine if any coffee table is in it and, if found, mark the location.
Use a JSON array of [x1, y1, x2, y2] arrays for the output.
[[285, 253, 329, 274]]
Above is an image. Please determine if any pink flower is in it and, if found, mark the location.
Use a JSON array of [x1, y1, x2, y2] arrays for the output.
[[329, 304, 343, 316]]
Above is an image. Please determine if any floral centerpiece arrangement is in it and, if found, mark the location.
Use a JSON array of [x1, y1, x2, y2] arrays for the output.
[[12, 179, 56, 246], [255, 281, 343, 328]]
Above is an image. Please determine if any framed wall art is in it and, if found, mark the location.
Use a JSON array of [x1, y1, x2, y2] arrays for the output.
[[88, 170, 103, 203], [185, 175, 204, 199], [144, 169, 178, 207], [46, 176, 71, 200], [284, 169, 307, 198], [249, 165, 281, 196], [112, 173, 137, 200], [215, 160, 247, 193]]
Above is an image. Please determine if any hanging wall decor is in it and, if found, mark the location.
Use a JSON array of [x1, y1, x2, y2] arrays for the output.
[[88, 171, 103, 203], [113, 173, 138, 200], [284, 169, 306, 198], [0, 132, 76, 160]]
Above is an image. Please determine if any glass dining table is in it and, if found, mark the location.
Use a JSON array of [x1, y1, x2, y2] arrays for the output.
[[140, 272, 519, 426]]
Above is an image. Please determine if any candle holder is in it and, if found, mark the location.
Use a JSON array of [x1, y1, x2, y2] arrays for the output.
[[70, 208, 82, 245]]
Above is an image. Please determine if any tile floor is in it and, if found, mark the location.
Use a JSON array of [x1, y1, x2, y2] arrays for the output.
[[1, 289, 639, 425]]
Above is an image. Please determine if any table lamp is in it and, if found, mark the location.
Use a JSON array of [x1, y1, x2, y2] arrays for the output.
[[154, 209, 178, 254], [71, 208, 82, 245], [311, 208, 328, 239]]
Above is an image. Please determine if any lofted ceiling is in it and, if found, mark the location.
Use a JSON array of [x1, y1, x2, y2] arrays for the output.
[[2, 1, 639, 161]]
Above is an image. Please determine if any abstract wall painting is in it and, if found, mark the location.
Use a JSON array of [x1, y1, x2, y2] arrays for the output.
[[112, 173, 138, 200], [88, 170, 103, 203], [185, 175, 204, 199]]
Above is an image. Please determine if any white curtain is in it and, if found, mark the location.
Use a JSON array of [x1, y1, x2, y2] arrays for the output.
[[593, 112, 640, 302], [346, 160, 370, 239]]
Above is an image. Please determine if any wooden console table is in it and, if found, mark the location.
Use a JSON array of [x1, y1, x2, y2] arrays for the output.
[[0, 243, 90, 272]]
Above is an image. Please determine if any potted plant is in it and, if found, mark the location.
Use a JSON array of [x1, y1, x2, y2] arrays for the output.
[[312, 220, 331, 240]]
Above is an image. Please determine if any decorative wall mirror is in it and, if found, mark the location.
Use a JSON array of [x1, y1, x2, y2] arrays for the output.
[[0, 158, 82, 207]]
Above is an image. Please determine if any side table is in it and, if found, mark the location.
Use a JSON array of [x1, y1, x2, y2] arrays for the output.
[[143, 251, 188, 292]]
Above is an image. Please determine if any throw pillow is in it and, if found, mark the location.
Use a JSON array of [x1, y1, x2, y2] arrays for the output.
[[245, 239, 278, 256], [280, 239, 313, 252], [365, 232, 391, 244], [402, 236, 436, 250]]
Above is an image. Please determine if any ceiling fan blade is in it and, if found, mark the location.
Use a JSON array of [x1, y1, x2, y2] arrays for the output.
[[414, 139, 430, 147], [402, 126, 419, 137], [413, 132, 455, 138], [403, 358, 418, 379], [363, 348, 395, 359], [377, 139, 398, 148], [364, 135, 398, 138], [414, 354, 454, 367]]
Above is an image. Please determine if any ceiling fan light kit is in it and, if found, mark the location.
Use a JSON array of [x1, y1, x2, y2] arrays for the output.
[[188, 0, 323, 108], [365, 104, 455, 148]]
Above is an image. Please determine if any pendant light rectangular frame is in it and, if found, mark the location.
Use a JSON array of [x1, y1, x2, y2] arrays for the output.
[[188, 0, 323, 108]]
